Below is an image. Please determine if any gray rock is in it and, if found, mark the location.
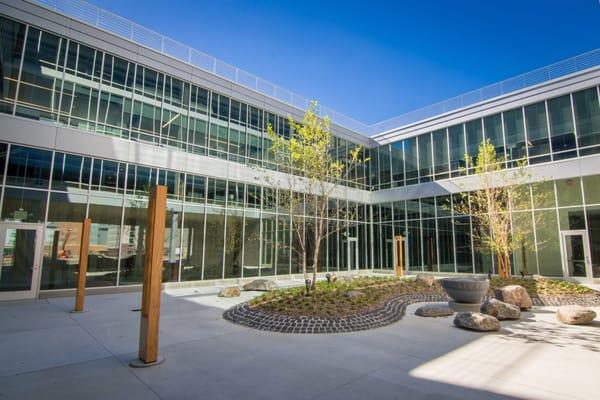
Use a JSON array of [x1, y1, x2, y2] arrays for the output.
[[480, 298, 520, 320], [337, 275, 354, 282], [415, 304, 454, 317], [556, 305, 597, 325], [243, 279, 276, 291], [345, 290, 364, 299], [415, 274, 436, 287], [218, 286, 241, 297], [493, 285, 532, 310], [453, 312, 501, 331]]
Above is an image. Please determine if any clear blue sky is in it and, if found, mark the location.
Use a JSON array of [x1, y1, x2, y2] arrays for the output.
[[89, 0, 600, 124]]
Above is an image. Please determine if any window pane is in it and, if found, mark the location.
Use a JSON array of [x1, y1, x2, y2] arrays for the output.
[[432, 129, 448, 178], [525, 102, 550, 163], [465, 119, 483, 173], [422, 218, 437, 271], [6, 145, 52, 189], [535, 210, 561, 276], [0, 17, 26, 114], [511, 211, 537, 275], [16, 28, 63, 121], [573, 87, 600, 155], [547, 94, 576, 159], [163, 204, 182, 282], [391, 141, 404, 186], [243, 210, 261, 278], [52, 153, 91, 192], [583, 175, 600, 205], [418, 133, 432, 182], [454, 216, 473, 273], [555, 178, 582, 207], [407, 220, 421, 271], [41, 192, 87, 290], [484, 113, 504, 159], [448, 124, 466, 176], [437, 218, 454, 272], [1, 187, 47, 222], [378, 145, 391, 188], [404, 137, 418, 185], [87, 194, 121, 287], [181, 205, 205, 281], [586, 205, 600, 278], [503, 108, 527, 167], [119, 198, 147, 285], [204, 208, 224, 279]]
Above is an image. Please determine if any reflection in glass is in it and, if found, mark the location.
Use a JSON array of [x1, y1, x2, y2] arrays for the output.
[[181, 205, 205, 281], [119, 198, 147, 285], [87, 195, 121, 287], [1, 187, 47, 223], [41, 192, 86, 290], [203, 208, 224, 279], [0, 228, 36, 292]]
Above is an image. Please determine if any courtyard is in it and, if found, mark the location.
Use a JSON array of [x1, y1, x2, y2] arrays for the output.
[[1, 278, 599, 400]]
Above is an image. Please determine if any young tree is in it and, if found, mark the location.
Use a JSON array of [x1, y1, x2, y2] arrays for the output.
[[454, 139, 545, 278], [265, 101, 364, 288]]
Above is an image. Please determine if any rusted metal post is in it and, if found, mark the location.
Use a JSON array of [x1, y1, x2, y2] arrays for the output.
[[131, 185, 166, 367], [73, 218, 91, 312]]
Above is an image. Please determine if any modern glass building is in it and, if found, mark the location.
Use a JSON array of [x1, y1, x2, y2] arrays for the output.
[[0, 0, 599, 299]]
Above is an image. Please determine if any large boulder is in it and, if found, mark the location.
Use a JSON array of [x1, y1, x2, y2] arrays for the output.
[[243, 279, 276, 291], [415, 304, 454, 317], [480, 298, 520, 320], [493, 285, 533, 310], [337, 275, 354, 283], [415, 274, 436, 287], [218, 286, 241, 297], [556, 305, 597, 325], [453, 312, 501, 332]]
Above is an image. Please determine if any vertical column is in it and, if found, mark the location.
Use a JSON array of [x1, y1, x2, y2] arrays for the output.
[[73, 218, 91, 312], [132, 185, 166, 367]]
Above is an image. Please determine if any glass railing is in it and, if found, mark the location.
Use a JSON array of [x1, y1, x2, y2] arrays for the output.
[[29, 0, 600, 136]]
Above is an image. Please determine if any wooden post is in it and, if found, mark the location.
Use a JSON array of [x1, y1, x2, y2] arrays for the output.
[[73, 218, 91, 312], [132, 185, 166, 367], [394, 235, 404, 277]]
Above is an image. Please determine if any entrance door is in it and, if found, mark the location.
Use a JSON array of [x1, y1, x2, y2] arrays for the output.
[[0, 223, 43, 300], [560, 230, 592, 281], [347, 238, 358, 271]]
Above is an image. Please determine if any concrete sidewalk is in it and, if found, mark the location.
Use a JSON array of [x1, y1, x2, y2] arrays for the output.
[[1, 284, 599, 400]]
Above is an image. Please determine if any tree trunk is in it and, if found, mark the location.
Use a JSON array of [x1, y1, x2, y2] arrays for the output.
[[311, 226, 322, 290], [496, 251, 511, 278], [302, 251, 307, 281], [503, 252, 511, 278]]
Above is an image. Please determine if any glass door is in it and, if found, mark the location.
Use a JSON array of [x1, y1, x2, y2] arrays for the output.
[[560, 230, 592, 281], [0, 223, 43, 300]]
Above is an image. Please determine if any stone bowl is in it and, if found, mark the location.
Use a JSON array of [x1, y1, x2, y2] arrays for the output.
[[440, 278, 489, 304]]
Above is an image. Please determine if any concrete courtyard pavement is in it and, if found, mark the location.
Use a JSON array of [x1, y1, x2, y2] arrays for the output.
[[1, 282, 599, 400]]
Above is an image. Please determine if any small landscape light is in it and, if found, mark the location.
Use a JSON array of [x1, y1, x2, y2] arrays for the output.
[[325, 273, 331, 283], [305, 279, 312, 296]]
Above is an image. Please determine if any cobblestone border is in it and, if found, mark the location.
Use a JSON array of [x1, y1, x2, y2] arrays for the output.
[[532, 295, 600, 307], [223, 293, 448, 334], [223, 292, 600, 334]]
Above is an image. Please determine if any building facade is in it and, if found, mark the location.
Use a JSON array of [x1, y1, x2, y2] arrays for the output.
[[0, 0, 599, 299]]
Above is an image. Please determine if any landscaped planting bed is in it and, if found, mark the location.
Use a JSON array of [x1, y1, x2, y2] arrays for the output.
[[248, 276, 443, 318], [223, 275, 600, 334]]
